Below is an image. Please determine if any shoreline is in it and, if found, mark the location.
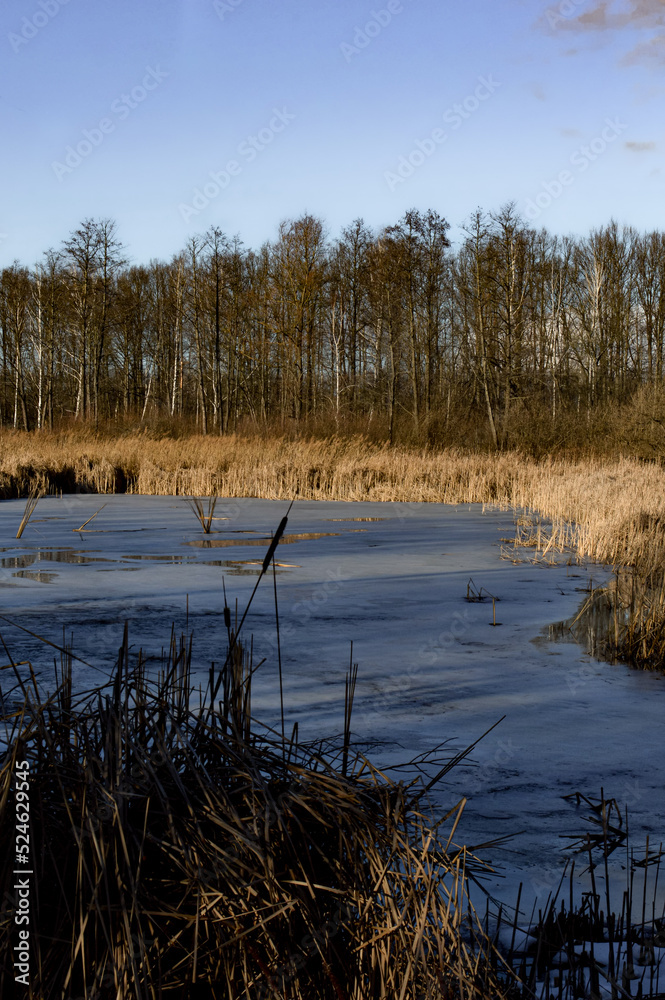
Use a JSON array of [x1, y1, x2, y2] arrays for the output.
[[3, 429, 665, 668]]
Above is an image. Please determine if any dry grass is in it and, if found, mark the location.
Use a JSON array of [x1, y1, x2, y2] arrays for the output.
[[3, 427, 665, 664], [187, 495, 218, 532], [0, 427, 663, 561], [15, 487, 43, 539], [0, 625, 516, 999], [555, 568, 665, 670]]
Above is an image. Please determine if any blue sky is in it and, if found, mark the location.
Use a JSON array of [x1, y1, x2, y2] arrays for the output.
[[1, 0, 663, 266]]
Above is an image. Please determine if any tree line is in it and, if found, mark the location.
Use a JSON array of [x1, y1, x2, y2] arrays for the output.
[[1, 204, 664, 446]]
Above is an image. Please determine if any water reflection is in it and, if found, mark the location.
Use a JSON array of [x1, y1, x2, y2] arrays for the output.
[[98, 567, 141, 573], [203, 559, 293, 576], [13, 570, 58, 584], [186, 532, 344, 549], [544, 588, 629, 663], [123, 554, 196, 562], [0, 546, 302, 575], [1, 550, 112, 567]]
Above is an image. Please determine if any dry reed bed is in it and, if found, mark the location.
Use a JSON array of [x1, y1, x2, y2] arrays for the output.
[[3, 426, 659, 668], [0, 624, 516, 1000], [3, 436, 665, 994], [1, 429, 664, 571]]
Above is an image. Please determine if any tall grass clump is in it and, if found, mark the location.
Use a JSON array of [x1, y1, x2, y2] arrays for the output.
[[187, 495, 218, 532], [553, 566, 665, 671], [503, 789, 665, 1000], [0, 627, 517, 999]]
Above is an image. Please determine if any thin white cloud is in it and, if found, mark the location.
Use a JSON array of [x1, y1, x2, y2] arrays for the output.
[[624, 140, 657, 150]]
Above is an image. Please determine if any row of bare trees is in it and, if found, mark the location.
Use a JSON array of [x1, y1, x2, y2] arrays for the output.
[[1, 206, 664, 442]]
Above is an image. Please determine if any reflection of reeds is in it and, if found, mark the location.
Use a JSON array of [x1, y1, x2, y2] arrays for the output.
[[15, 487, 43, 538], [562, 568, 665, 670], [187, 495, 217, 532]]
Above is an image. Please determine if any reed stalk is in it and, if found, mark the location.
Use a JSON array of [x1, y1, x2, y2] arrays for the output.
[[15, 487, 43, 539], [187, 495, 218, 532], [0, 627, 517, 1000]]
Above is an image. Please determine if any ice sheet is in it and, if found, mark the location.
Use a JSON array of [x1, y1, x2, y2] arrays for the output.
[[0, 492, 662, 917]]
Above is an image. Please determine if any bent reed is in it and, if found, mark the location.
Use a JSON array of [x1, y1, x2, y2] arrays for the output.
[[2, 428, 665, 665]]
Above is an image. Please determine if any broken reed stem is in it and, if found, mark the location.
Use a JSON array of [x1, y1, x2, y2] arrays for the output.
[[15, 487, 43, 538], [74, 502, 107, 532]]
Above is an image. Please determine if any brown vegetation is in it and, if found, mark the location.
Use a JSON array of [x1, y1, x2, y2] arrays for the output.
[[0, 426, 661, 557], [0, 622, 515, 999], [5, 424, 665, 666], [2, 502, 664, 998]]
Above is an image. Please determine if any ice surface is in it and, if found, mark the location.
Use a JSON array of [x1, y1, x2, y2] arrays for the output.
[[0, 493, 662, 918]]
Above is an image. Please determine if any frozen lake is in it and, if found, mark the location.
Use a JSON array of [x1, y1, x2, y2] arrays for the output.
[[0, 493, 663, 915]]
